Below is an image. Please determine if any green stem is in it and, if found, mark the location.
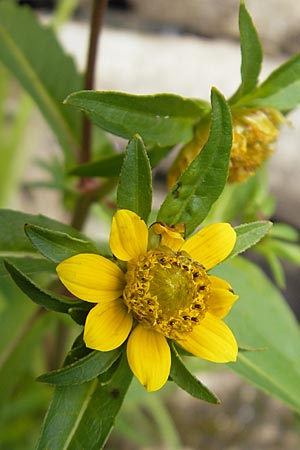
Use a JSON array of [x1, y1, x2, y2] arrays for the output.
[[0, 306, 45, 369]]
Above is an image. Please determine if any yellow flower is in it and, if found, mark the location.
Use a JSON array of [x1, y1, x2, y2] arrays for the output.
[[57, 210, 239, 392], [228, 107, 285, 182], [168, 107, 284, 186]]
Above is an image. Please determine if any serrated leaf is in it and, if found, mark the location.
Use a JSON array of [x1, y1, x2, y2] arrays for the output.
[[69, 144, 171, 177], [0, 209, 87, 255], [157, 88, 232, 235], [235, 53, 300, 110], [65, 90, 210, 147], [38, 348, 121, 386], [0, 2, 81, 160], [213, 257, 300, 412], [229, 221, 272, 259], [170, 344, 219, 404], [25, 224, 98, 263], [37, 352, 132, 450], [4, 259, 82, 313], [229, 1, 262, 104], [117, 135, 152, 222]]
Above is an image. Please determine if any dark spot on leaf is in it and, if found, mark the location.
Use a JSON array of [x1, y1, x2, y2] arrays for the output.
[[110, 388, 120, 398], [172, 181, 182, 199]]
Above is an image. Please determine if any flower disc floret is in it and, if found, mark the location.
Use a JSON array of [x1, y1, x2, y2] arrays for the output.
[[56, 209, 239, 392], [124, 247, 210, 339]]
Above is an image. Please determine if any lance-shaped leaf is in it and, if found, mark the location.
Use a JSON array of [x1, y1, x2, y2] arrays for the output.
[[228, 221, 273, 259], [170, 344, 219, 404], [38, 348, 122, 386], [229, 1, 263, 104], [0, 209, 87, 255], [25, 224, 98, 263], [0, 2, 81, 160], [4, 259, 82, 313], [117, 135, 152, 222], [234, 53, 300, 111], [65, 90, 210, 147], [213, 257, 300, 412], [0, 256, 55, 279], [69, 144, 171, 177], [37, 352, 133, 450], [157, 88, 232, 235]]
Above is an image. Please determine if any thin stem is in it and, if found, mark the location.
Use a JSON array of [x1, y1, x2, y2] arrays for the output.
[[0, 307, 45, 369], [70, 178, 117, 230], [80, 0, 108, 165]]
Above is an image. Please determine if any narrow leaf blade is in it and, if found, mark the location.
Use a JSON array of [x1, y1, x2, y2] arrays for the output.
[[25, 224, 98, 263], [157, 88, 232, 234], [37, 352, 133, 450], [170, 344, 220, 404], [229, 1, 263, 104], [0, 209, 88, 254], [4, 259, 81, 313], [235, 54, 300, 110], [117, 135, 152, 222], [38, 348, 122, 385], [229, 221, 273, 259], [65, 90, 210, 146], [213, 257, 300, 412], [69, 145, 171, 177], [0, 2, 82, 159]]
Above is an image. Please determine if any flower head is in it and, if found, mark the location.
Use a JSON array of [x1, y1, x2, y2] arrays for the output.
[[57, 210, 238, 391], [168, 107, 284, 187]]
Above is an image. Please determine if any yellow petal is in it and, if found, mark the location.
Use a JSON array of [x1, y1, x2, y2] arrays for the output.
[[127, 325, 171, 392], [110, 209, 148, 261], [152, 222, 185, 251], [181, 223, 236, 270], [209, 275, 232, 290], [56, 253, 125, 302], [84, 300, 132, 351], [207, 287, 238, 319], [177, 312, 238, 362]]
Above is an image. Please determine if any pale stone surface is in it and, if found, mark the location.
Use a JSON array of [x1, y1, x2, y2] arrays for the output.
[[129, 0, 300, 55]]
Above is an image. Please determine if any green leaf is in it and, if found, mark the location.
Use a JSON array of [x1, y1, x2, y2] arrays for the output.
[[37, 352, 133, 450], [67, 307, 89, 325], [0, 209, 88, 255], [234, 53, 300, 110], [157, 88, 232, 235], [4, 259, 82, 313], [25, 224, 98, 263], [0, 2, 82, 160], [266, 239, 300, 265], [229, 221, 273, 259], [170, 344, 219, 404], [212, 257, 300, 412], [65, 90, 210, 146], [0, 300, 50, 409], [263, 250, 286, 289], [117, 135, 152, 222], [229, 1, 262, 104], [69, 145, 171, 178], [38, 348, 122, 386], [270, 223, 299, 242], [0, 256, 55, 279]]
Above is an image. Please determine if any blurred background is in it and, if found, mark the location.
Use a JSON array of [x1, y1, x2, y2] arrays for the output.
[[1, 1, 300, 449]]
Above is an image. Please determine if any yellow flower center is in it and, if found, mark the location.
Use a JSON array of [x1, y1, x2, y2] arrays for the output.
[[123, 248, 211, 339]]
